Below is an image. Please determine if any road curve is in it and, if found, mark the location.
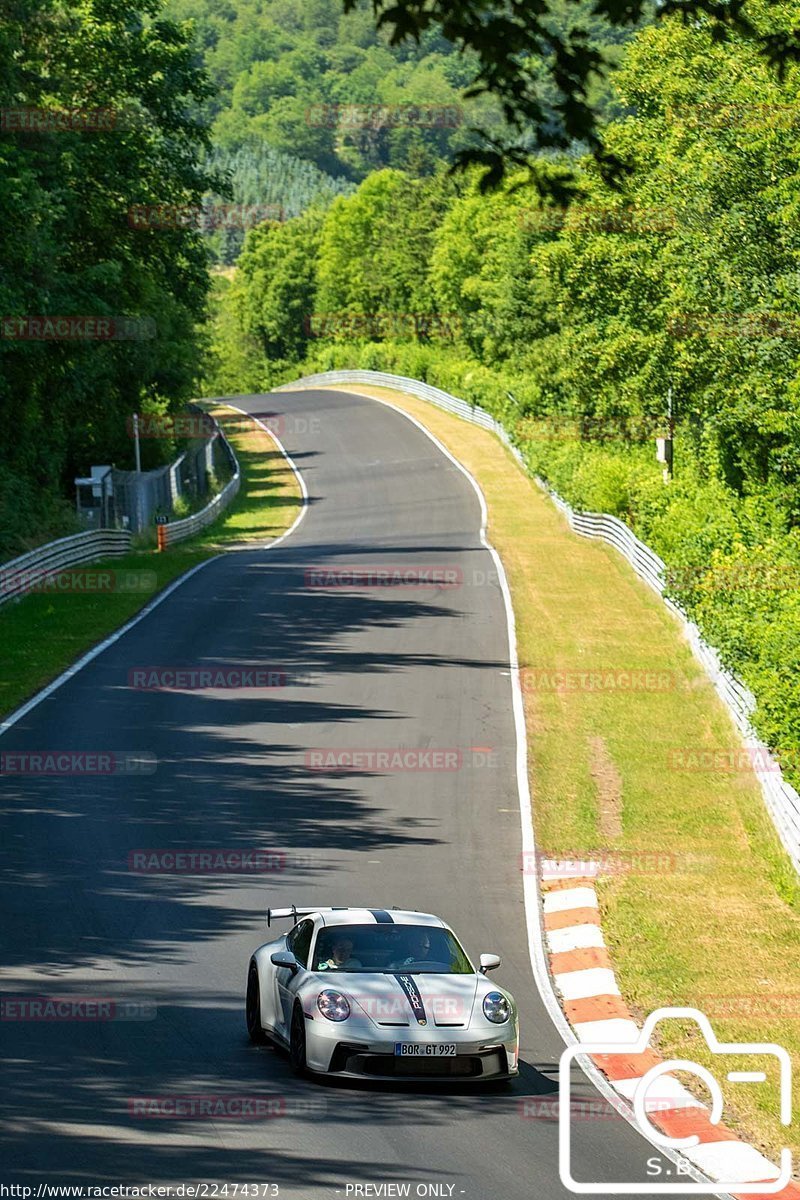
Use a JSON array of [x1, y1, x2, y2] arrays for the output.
[[0, 388, 714, 1200]]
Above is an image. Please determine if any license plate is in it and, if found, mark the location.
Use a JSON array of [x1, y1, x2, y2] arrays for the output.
[[394, 1043, 457, 1057]]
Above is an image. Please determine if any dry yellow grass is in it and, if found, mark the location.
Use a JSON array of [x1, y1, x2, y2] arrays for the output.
[[200, 401, 302, 546]]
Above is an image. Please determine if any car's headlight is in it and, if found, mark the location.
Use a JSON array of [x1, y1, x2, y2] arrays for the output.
[[317, 990, 351, 1021], [482, 991, 511, 1024]]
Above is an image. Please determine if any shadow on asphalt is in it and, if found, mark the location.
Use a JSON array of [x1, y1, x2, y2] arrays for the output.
[[1, 1006, 567, 1185]]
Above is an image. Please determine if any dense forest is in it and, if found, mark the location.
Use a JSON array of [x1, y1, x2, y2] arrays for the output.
[[162, 0, 506, 264], [165, 0, 643, 261], [164, 0, 503, 178], [207, 8, 800, 786]]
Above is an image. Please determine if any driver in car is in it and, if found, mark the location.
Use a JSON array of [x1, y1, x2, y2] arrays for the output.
[[388, 930, 432, 969], [318, 935, 363, 970]]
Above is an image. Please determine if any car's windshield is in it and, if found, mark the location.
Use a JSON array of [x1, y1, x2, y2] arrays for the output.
[[311, 924, 473, 974]]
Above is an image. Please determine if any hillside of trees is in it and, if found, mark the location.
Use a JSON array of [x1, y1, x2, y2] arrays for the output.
[[207, 9, 800, 787], [166, 0, 652, 248], [164, 0, 502, 180]]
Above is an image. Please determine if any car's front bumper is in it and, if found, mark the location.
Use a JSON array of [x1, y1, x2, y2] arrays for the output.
[[303, 1015, 519, 1080], [325, 1042, 516, 1080]]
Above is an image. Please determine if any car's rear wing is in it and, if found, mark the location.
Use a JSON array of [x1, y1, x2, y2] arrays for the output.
[[267, 905, 333, 928], [265, 904, 404, 927]]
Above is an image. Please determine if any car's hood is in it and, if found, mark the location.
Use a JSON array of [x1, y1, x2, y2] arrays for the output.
[[311, 971, 480, 1028]]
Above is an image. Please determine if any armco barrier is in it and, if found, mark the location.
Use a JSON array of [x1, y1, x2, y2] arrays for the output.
[[158, 471, 240, 546], [278, 368, 800, 874], [158, 411, 240, 547], [0, 410, 242, 594], [0, 529, 132, 607]]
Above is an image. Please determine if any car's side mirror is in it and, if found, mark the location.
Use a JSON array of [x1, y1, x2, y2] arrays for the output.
[[479, 952, 501, 974], [271, 950, 298, 973]]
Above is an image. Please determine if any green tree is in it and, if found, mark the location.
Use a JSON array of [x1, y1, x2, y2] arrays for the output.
[[0, 0, 221, 555], [235, 206, 324, 364]]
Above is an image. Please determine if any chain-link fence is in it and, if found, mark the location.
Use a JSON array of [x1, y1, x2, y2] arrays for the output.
[[75, 407, 235, 533]]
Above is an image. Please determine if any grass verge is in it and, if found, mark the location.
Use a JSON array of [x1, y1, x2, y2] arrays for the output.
[[0, 403, 301, 720], [336, 382, 800, 1164]]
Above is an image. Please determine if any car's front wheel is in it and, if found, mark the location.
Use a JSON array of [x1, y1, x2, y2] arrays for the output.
[[289, 1003, 307, 1075], [246, 961, 266, 1044]]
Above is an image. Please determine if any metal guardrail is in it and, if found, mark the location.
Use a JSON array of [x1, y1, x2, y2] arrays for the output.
[[0, 529, 133, 607], [1, 411, 242, 596], [158, 411, 241, 547], [281, 368, 800, 875], [158, 472, 241, 546]]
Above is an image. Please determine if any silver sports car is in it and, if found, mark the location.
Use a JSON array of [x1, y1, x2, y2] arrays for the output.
[[245, 906, 519, 1081]]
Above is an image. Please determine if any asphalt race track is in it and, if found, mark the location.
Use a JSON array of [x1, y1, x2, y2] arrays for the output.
[[0, 388, 718, 1200]]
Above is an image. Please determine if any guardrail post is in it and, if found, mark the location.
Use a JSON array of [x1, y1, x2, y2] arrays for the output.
[[155, 515, 168, 552]]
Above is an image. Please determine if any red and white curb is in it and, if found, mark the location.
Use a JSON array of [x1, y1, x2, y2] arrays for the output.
[[543, 872, 799, 1198]]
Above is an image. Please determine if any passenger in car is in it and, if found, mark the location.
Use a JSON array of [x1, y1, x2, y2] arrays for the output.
[[317, 935, 363, 970]]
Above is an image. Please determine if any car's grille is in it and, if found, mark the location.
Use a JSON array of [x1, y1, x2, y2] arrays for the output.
[[352, 1054, 482, 1078]]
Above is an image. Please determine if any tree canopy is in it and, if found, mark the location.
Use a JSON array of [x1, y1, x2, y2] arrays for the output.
[[349, 0, 800, 190], [0, 0, 220, 554]]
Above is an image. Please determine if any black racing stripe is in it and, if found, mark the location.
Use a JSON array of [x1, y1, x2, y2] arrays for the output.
[[369, 908, 394, 923], [394, 973, 427, 1026]]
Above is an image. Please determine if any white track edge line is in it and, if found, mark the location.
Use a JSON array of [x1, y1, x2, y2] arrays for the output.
[[0, 403, 309, 739], [223, 404, 309, 548]]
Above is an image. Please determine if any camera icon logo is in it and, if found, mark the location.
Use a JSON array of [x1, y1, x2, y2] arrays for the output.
[[558, 1006, 792, 1194]]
